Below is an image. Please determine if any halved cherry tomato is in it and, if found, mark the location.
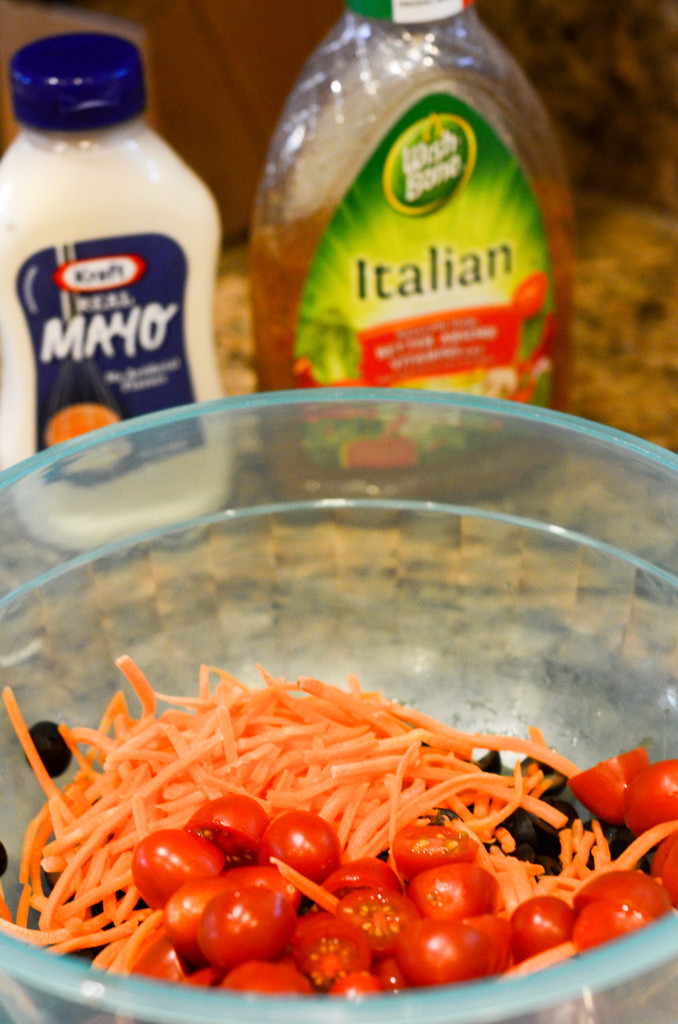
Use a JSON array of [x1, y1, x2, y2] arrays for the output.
[[291, 911, 372, 991], [164, 875, 235, 966], [569, 747, 650, 826], [259, 810, 341, 884], [394, 918, 495, 987], [573, 869, 672, 920], [391, 822, 476, 882], [221, 959, 313, 994], [131, 829, 225, 909], [185, 795, 269, 867], [407, 862, 498, 920], [510, 895, 575, 963], [335, 886, 420, 956], [323, 857, 401, 898], [130, 932, 188, 981], [651, 831, 678, 881], [220, 864, 302, 911], [198, 885, 297, 971], [329, 970, 385, 996], [624, 760, 678, 835]]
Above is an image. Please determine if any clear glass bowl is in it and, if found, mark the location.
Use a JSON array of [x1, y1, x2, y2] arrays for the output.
[[1, 388, 678, 1024]]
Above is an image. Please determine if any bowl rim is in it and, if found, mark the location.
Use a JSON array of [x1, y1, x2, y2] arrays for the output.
[[2, 387, 678, 490]]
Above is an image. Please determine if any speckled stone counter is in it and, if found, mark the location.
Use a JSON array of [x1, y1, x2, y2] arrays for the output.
[[214, 192, 678, 454]]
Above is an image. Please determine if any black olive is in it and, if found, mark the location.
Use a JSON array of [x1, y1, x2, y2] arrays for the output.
[[28, 720, 72, 777], [528, 799, 578, 858], [0, 842, 7, 877], [476, 750, 502, 775], [513, 842, 536, 863], [536, 854, 561, 876], [430, 807, 461, 826], [502, 807, 539, 849]]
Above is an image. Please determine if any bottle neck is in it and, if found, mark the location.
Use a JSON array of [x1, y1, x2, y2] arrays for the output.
[[345, 0, 473, 22]]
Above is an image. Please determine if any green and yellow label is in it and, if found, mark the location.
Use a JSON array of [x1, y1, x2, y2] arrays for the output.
[[294, 92, 556, 407]]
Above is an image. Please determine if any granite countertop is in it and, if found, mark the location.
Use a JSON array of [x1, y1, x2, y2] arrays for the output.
[[214, 191, 678, 454]]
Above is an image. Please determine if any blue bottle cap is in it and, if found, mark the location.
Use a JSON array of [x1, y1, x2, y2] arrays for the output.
[[10, 33, 146, 131]]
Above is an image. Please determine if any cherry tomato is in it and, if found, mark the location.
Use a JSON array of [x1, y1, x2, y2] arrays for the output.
[[510, 896, 575, 963], [198, 885, 297, 971], [131, 829, 225, 909], [572, 897, 654, 951], [569, 747, 650, 826], [184, 966, 223, 987], [221, 959, 313, 994], [651, 831, 678, 881], [407, 862, 498, 920], [164, 875, 235, 966], [391, 822, 476, 882], [329, 970, 385, 996], [335, 886, 420, 956], [653, 833, 678, 906], [259, 810, 341, 884], [464, 914, 512, 973], [291, 911, 372, 991], [394, 918, 495, 987], [185, 795, 270, 867], [130, 932, 188, 981], [220, 864, 302, 911], [624, 760, 678, 835], [373, 954, 409, 991], [323, 857, 401, 898], [573, 870, 672, 920]]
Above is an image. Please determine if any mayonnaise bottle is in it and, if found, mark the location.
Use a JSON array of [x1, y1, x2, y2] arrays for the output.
[[0, 32, 223, 470]]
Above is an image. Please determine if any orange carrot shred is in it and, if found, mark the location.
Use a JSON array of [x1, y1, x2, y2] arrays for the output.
[[270, 857, 339, 914]]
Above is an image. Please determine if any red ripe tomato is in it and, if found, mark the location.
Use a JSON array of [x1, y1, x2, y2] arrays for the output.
[[198, 885, 297, 971], [653, 833, 678, 906], [164, 875, 235, 966], [391, 822, 476, 882], [329, 970, 385, 996], [335, 886, 420, 956], [394, 918, 495, 987], [221, 959, 313, 994], [373, 954, 409, 991], [573, 870, 672, 920], [130, 932, 188, 981], [650, 832, 678, 882], [184, 966, 223, 987], [464, 914, 512, 973], [569, 747, 650, 826], [512, 271, 548, 319], [624, 760, 678, 835], [407, 862, 498, 920], [291, 912, 372, 991], [131, 829, 225, 909], [220, 864, 302, 911], [259, 810, 341, 884], [510, 896, 575, 963], [185, 795, 270, 867], [323, 857, 401, 898], [572, 897, 653, 951]]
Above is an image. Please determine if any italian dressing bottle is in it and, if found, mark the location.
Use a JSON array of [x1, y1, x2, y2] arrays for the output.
[[251, 0, 573, 410], [0, 32, 223, 470]]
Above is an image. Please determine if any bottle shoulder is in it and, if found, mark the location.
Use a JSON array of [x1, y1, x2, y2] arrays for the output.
[[255, 9, 567, 220], [0, 122, 220, 246]]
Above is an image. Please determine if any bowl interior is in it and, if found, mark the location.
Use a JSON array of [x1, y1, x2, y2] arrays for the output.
[[1, 390, 678, 1024]]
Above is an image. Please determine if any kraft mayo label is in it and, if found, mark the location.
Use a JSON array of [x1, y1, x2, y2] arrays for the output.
[[16, 233, 196, 453]]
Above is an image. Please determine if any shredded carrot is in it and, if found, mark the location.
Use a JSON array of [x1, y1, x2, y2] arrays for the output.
[[270, 857, 339, 914], [2, 658, 660, 986], [508, 940, 578, 975]]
